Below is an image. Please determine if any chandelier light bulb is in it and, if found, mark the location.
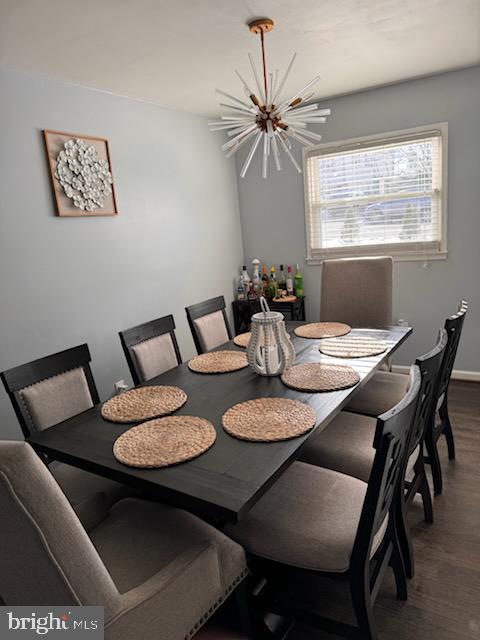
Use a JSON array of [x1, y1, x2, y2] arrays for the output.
[[210, 19, 331, 178]]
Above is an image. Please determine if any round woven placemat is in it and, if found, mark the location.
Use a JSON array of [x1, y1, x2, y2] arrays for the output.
[[281, 363, 360, 392], [294, 322, 351, 339], [113, 416, 216, 468], [222, 397, 316, 442], [233, 332, 251, 348], [319, 336, 388, 358], [101, 386, 187, 423], [188, 350, 248, 374]]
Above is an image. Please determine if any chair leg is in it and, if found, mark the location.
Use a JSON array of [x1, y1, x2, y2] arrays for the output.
[[234, 578, 256, 638], [439, 399, 456, 460], [395, 489, 414, 580], [390, 540, 408, 601], [350, 572, 378, 640], [425, 434, 443, 496], [420, 472, 434, 524]]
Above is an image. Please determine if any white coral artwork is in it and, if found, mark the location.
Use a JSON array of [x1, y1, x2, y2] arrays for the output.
[[54, 138, 113, 212]]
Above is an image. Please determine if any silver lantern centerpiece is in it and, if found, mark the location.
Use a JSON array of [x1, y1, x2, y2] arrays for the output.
[[246, 297, 295, 376]]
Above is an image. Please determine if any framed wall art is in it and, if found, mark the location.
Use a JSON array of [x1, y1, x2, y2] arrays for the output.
[[43, 129, 118, 217]]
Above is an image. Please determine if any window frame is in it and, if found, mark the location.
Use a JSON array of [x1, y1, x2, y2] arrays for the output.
[[302, 123, 448, 264]]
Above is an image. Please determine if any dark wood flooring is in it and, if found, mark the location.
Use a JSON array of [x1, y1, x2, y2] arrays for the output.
[[200, 380, 480, 640]]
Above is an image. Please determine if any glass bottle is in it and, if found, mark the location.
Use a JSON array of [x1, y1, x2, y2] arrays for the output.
[[294, 263, 304, 298], [286, 265, 294, 295], [278, 264, 286, 290], [251, 259, 261, 297], [269, 266, 278, 299]]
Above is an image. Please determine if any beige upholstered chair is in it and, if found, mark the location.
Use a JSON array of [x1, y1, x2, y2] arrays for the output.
[[1, 345, 129, 530], [119, 315, 182, 385], [186, 296, 232, 354], [320, 256, 393, 327], [0, 442, 248, 640]]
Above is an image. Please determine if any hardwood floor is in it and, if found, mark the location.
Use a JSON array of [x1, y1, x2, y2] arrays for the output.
[[201, 381, 480, 640]]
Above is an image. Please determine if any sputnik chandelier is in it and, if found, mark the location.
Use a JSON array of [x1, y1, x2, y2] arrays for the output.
[[209, 18, 331, 179]]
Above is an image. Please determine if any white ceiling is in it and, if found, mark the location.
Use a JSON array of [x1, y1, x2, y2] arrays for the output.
[[1, 0, 479, 116]]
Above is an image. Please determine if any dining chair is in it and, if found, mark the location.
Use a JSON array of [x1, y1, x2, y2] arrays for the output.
[[0, 441, 248, 640], [320, 256, 393, 328], [1, 345, 129, 530], [225, 366, 421, 640], [119, 314, 182, 385], [425, 299, 468, 495], [300, 329, 448, 579], [344, 300, 468, 495], [186, 296, 232, 354]]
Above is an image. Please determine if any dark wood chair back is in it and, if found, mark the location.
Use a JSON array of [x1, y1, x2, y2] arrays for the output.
[[185, 296, 232, 354], [436, 300, 468, 402], [352, 366, 421, 571], [119, 314, 182, 386], [1, 345, 98, 439], [409, 328, 448, 454]]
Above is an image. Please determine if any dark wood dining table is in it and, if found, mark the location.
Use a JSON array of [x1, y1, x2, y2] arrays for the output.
[[28, 323, 411, 524]]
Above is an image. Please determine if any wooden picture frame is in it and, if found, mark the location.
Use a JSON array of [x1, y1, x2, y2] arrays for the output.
[[43, 129, 118, 217]]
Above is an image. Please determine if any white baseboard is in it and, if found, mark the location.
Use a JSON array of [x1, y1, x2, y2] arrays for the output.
[[391, 365, 480, 382]]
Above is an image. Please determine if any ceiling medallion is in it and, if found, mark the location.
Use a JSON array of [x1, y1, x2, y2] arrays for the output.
[[209, 18, 331, 179]]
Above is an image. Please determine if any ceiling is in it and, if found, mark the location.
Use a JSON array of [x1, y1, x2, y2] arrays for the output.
[[1, 0, 479, 116]]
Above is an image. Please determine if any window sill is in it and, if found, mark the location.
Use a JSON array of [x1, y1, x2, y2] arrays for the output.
[[306, 249, 448, 265]]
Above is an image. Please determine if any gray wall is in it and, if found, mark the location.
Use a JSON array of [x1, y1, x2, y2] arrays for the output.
[[236, 66, 480, 372], [0, 69, 243, 439]]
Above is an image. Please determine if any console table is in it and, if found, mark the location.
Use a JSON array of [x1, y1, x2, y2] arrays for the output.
[[232, 297, 306, 334]]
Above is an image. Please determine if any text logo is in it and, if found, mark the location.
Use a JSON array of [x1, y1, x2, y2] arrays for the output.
[[0, 607, 103, 639]]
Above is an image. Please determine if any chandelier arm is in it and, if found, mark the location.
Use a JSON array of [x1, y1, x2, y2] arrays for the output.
[[262, 132, 269, 179], [219, 102, 257, 115], [276, 131, 302, 173], [225, 128, 258, 158], [271, 53, 296, 105], [222, 123, 259, 151], [215, 88, 252, 110], [240, 131, 263, 178]]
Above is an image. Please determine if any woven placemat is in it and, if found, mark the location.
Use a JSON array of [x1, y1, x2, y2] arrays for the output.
[[113, 416, 216, 468], [233, 332, 251, 348], [101, 386, 187, 423], [319, 336, 388, 358], [281, 363, 360, 392], [294, 322, 351, 339], [222, 397, 316, 442], [188, 350, 248, 374], [273, 295, 297, 302]]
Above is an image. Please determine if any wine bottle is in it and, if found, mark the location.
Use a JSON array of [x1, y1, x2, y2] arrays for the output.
[[294, 264, 304, 298], [278, 264, 287, 290], [286, 265, 294, 295], [269, 266, 278, 299]]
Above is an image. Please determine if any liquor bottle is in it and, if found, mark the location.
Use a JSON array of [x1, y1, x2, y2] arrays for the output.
[[242, 265, 251, 286], [269, 266, 278, 299], [261, 264, 268, 283], [251, 259, 261, 297], [236, 273, 246, 301], [286, 265, 294, 295], [278, 264, 286, 290], [294, 264, 304, 298]]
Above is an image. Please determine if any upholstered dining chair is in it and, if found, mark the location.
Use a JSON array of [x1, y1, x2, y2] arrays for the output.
[[320, 256, 393, 328], [1, 345, 129, 530], [186, 296, 232, 354], [119, 314, 182, 385], [0, 441, 248, 640], [225, 367, 421, 640], [344, 300, 468, 495], [300, 329, 448, 579]]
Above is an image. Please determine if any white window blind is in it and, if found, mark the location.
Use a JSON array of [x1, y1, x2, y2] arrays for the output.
[[304, 126, 447, 261]]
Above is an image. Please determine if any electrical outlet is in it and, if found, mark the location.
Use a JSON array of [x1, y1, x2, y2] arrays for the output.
[[114, 379, 129, 394]]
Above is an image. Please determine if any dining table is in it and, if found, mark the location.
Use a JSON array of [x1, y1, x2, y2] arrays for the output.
[[28, 322, 412, 524]]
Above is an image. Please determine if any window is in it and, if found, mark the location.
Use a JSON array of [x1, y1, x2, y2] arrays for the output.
[[303, 124, 447, 262]]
